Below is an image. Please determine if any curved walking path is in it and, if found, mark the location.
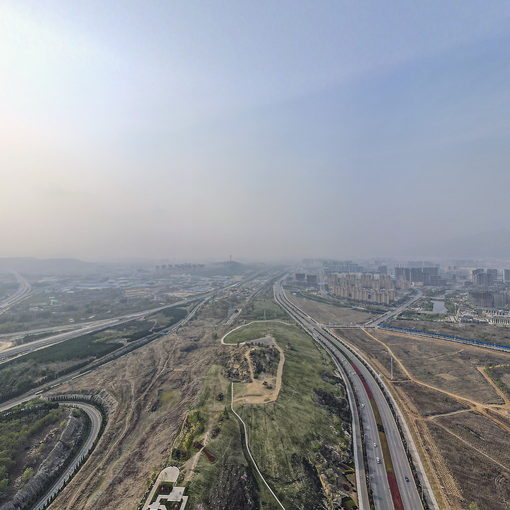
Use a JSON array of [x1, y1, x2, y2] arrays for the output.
[[230, 382, 286, 510], [219, 319, 288, 508], [220, 320, 291, 344]]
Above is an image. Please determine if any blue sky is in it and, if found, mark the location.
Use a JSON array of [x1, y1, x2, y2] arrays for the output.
[[1, 1, 510, 260]]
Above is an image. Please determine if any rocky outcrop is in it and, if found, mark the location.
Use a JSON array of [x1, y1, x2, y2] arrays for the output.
[[0, 413, 85, 510], [314, 388, 351, 423], [205, 463, 259, 510]]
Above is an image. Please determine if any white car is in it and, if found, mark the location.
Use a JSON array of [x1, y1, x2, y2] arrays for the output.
[[376, 457, 381, 464]]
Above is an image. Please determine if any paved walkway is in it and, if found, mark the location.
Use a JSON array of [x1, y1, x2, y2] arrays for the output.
[[230, 382, 286, 510]]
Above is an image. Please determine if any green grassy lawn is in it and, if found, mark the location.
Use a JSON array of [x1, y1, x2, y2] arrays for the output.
[[236, 323, 351, 509], [241, 288, 288, 321], [188, 322, 353, 509], [223, 321, 290, 345], [183, 367, 258, 509]]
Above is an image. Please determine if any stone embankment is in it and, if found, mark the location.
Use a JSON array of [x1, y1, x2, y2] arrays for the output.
[[0, 413, 85, 510]]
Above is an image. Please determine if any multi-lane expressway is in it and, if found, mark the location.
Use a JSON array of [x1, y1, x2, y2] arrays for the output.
[[0, 293, 210, 415], [0, 272, 32, 316], [0, 293, 211, 364], [274, 281, 434, 510], [0, 276, 254, 364], [0, 274, 264, 414], [0, 296, 207, 510], [0, 274, 268, 508], [364, 289, 423, 327], [0, 296, 202, 364]]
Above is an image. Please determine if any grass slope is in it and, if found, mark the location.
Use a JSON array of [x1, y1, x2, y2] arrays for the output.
[[188, 322, 353, 509]]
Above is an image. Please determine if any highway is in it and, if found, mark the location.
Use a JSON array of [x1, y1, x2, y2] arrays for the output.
[[223, 273, 277, 326], [0, 295, 209, 414], [0, 275, 262, 507], [314, 331, 371, 510], [0, 289, 224, 364], [0, 273, 259, 364], [274, 281, 428, 510], [365, 290, 423, 327], [0, 276, 253, 414], [0, 322, 100, 341], [31, 401, 103, 510], [0, 272, 31, 316]]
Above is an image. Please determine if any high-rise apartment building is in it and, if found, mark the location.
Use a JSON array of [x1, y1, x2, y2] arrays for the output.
[[472, 269, 487, 286], [328, 273, 397, 304], [487, 269, 499, 286]]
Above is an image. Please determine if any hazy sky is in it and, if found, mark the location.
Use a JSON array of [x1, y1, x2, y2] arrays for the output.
[[1, 1, 510, 261]]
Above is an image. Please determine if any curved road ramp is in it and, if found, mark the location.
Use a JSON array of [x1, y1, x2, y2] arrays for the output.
[[0, 398, 104, 510]]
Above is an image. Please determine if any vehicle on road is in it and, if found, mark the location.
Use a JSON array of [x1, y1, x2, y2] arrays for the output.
[[405, 476, 410, 482], [376, 457, 381, 464], [373, 442, 377, 447]]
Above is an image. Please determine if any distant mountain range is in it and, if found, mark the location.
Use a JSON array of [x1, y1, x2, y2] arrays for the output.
[[418, 229, 510, 260], [0, 257, 255, 276], [0, 257, 101, 274]]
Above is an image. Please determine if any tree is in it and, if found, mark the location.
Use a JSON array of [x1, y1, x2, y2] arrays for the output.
[[22, 467, 34, 481]]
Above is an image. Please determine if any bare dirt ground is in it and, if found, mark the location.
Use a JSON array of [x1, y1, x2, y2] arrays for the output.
[[288, 293, 375, 325], [0, 340, 12, 352], [389, 319, 510, 347], [427, 420, 510, 510], [392, 380, 469, 417], [336, 327, 510, 510], [47, 316, 221, 510], [371, 330, 506, 404], [436, 411, 510, 470], [332, 328, 406, 380], [233, 340, 285, 405]]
